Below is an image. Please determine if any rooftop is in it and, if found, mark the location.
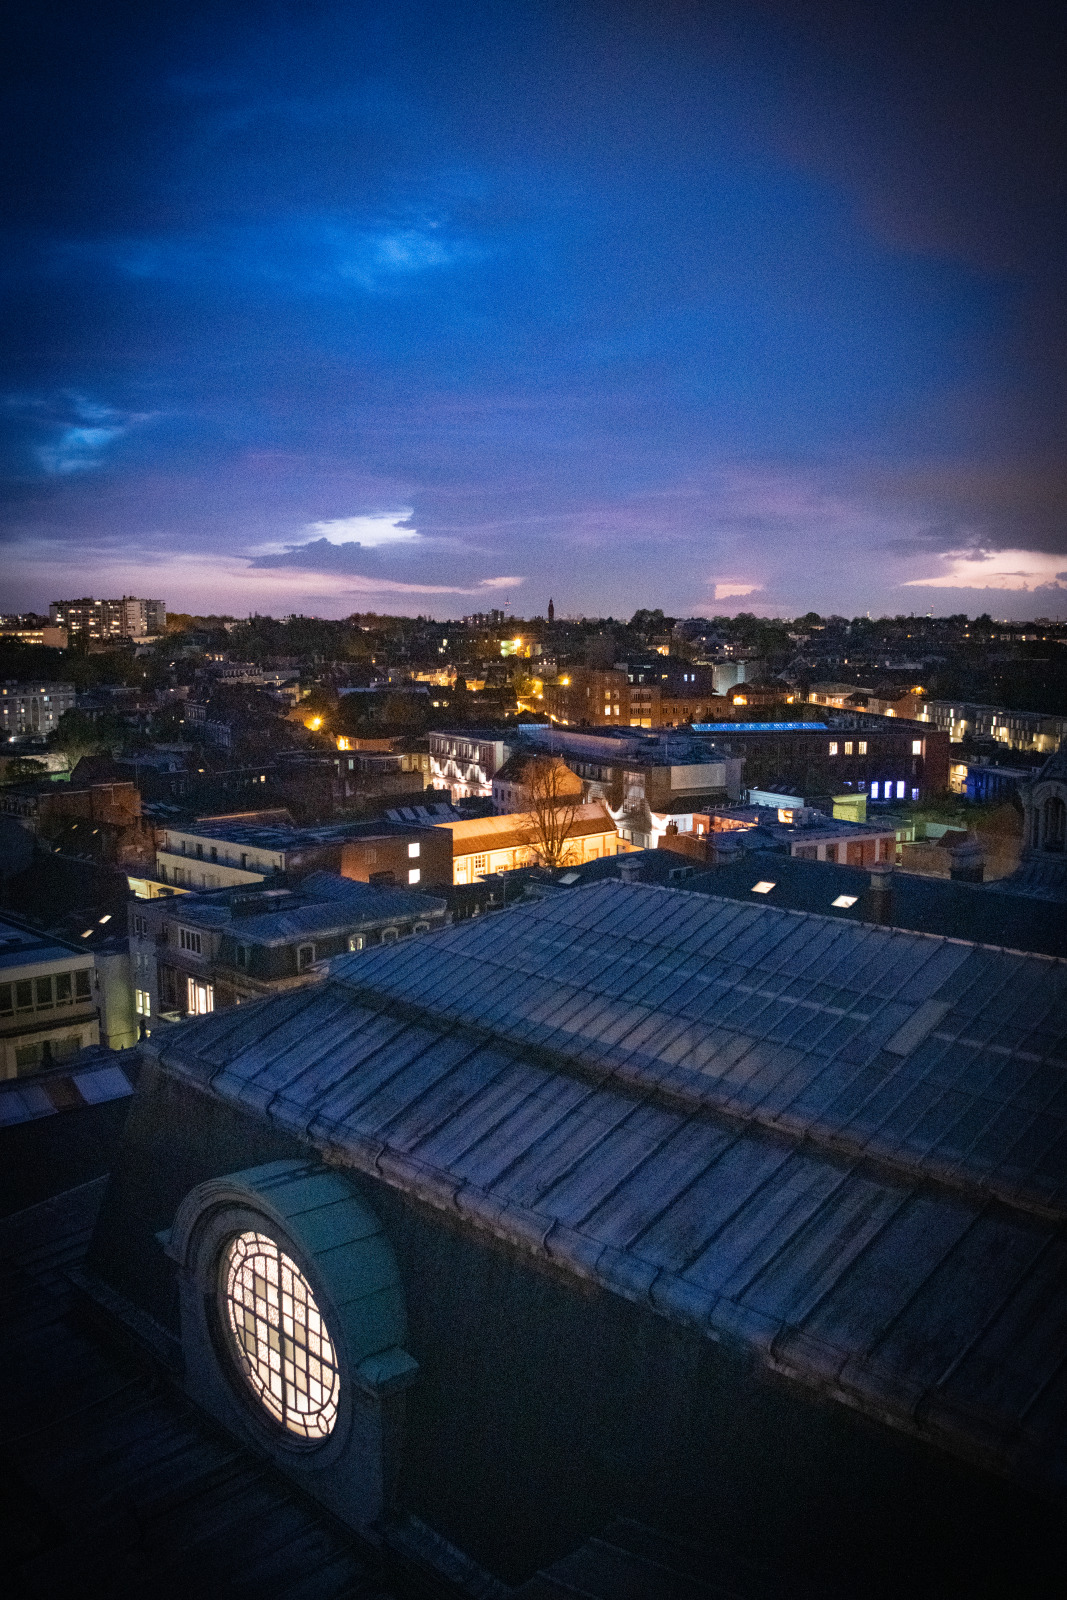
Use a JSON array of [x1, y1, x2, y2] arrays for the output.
[[149, 874, 446, 945], [155, 881, 1067, 1493]]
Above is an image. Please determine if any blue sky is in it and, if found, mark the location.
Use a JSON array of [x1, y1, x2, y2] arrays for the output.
[[2, 1, 1065, 618]]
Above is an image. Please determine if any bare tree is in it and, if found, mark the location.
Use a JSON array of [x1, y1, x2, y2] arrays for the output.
[[523, 755, 583, 869]]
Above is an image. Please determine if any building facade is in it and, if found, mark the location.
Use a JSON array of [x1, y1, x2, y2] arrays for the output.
[[436, 802, 621, 883], [916, 699, 1067, 755], [131, 872, 447, 1021], [0, 680, 76, 737], [49, 597, 166, 642], [0, 917, 100, 1077], [428, 729, 516, 799], [691, 718, 951, 802]]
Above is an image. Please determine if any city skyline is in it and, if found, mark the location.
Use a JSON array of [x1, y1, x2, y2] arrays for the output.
[[2, 2, 1065, 621]]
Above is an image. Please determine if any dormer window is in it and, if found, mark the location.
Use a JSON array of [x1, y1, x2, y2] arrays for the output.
[[297, 943, 316, 971]]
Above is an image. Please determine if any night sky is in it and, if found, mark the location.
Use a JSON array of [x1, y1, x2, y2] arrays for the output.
[[2, 1, 1065, 620]]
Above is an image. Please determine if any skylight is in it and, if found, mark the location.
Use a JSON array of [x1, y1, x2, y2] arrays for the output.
[[832, 895, 858, 908], [751, 881, 775, 894]]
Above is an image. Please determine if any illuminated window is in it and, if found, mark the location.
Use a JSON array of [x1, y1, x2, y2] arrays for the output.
[[347, 934, 364, 952], [828, 742, 839, 756], [408, 867, 421, 885], [751, 881, 776, 894], [135, 988, 151, 1016], [870, 782, 880, 798], [858, 740, 867, 754], [407, 841, 420, 858], [831, 895, 858, 908], [844, 741, 853, 755], [221, 1231, 339, 1440], [187, 978, 214, 1014], [896, 780, 906, 799], [911, 740, 922, 755]]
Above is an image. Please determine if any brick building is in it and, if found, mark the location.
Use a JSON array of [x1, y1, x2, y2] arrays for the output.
[[691, 717, 951, 803]]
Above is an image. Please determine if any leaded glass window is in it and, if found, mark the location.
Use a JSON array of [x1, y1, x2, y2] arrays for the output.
[[221, 1231, 339, 1440]]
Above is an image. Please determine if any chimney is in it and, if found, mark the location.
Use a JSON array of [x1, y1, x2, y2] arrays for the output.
[[618, 857, 643, 884], [949, 835, 985, 884], [710, 831, 744, 867], [866, 862, 895, 925]]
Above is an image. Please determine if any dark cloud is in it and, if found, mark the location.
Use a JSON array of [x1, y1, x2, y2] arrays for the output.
[[1, 2, 1065, 618]]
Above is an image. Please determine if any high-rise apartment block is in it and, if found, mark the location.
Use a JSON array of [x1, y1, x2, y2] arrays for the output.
[[49, 596, 166, 641]]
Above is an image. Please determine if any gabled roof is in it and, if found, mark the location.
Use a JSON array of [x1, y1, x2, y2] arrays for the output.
[[153, 881, 1067, 1491]]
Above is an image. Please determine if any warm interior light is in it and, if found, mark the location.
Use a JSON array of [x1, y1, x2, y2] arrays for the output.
[[831, 894, 858, 908], [751, 881, 775, 894], [222, 1231, 339, 1440]]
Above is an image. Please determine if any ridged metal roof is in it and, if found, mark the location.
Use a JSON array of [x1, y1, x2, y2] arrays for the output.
[[152, 880, 1067, 1492]]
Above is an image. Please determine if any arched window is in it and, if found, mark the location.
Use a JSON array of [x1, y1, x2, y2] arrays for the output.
[[221, 1231, 339, 1439]]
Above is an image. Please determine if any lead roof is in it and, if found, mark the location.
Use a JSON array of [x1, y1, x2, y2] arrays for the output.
[[151, 880, 1067, 1493]]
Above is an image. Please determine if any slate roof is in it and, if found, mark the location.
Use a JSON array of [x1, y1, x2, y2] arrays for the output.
[[519, 850, 1067, 959], [161, 875, 446, 946], [151, 881, 1067, 1493]]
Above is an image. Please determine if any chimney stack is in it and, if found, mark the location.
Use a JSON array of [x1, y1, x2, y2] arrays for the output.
[[711, 832, 744, 867], [866, 862, 895, 925], [949, 835, 985, 884]]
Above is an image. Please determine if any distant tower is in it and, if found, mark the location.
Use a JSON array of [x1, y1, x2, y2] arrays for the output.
[[548, 598, 555, 624]]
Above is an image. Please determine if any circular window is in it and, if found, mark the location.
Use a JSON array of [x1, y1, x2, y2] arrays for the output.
[[221, 1230, 340, 1440]]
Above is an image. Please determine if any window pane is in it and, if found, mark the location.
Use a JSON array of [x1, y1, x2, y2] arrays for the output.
[[56, 972, 73, 1003], [0, 983, 11, 1015], [15, 980, 33, 1010], [75, 970, 91, 999], [35, 977, 54, 1008]]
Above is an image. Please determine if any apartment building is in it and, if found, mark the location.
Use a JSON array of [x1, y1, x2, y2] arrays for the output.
[[131, 872, 447, 1020], [916, 699, 1067, 755], [155, 817, 347, 890], [0, 916, 100, 1077], [0, 681, 76, 738], [49, 596, 166, 641]]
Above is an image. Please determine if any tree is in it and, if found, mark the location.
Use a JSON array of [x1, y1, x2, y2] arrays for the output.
[[524, 755, 583, 869]]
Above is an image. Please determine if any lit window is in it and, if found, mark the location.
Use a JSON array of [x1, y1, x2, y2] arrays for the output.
[[844, 741, 853, 755], [858, 741, 867, 754], [187, 978, 214, 1014], [870, 782, 880, 798], [896, 780, 906, 799], [831, 895, 858, 908], [828, 742, 838, 756], [751, 881, 776, 894], [407, 841, 420, 858], [348, 934, 365, 952], [408, 867, 421, 885], [221, 1231, 339, 1440], [135, 988, 151, 1016], [911, 740, 922, 755]]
